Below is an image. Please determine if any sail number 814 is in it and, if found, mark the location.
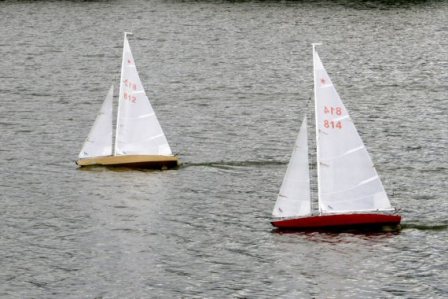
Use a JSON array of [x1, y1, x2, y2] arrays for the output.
[[323, 106, 343, 129], [324, 106, 342, 115], [324, 120, 342, 129]]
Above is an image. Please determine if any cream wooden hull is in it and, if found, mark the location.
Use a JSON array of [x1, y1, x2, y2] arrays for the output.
[[76, 155, 178, 169]]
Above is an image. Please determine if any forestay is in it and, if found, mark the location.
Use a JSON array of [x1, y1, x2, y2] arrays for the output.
[[273, 117, 311, 218], [114, 34, 172, 156], [78, 85, 113, 158], [313, 47, 392, 214]]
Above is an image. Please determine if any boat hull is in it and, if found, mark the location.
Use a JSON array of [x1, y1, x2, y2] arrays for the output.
[[271, 213, 401, 231], [76, 155, 179, 169]]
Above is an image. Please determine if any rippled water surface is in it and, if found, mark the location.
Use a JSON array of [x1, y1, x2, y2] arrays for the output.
[[1, 0, 447, 297]]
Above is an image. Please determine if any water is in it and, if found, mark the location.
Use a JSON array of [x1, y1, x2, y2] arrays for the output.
[[1, 0, 447, 297]]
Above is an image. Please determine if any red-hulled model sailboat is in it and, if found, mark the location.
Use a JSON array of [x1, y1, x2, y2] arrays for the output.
[[271, 44, 401, 230]]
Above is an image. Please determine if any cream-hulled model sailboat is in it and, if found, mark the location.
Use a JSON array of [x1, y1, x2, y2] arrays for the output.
[[271, 44, 401, 230], [77, 33, 178, 168]]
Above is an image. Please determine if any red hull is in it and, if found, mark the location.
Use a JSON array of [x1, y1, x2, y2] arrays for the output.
[[271, 213, 401, 231]]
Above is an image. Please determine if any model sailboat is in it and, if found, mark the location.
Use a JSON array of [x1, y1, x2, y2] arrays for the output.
[[271, 45, 401, 230], [77, 33, 178, 168]]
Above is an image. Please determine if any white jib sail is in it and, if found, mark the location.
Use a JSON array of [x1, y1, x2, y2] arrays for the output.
[[78, 85, 114, 159], [273, 117, 311, 218], [313, 46, 392, 214], [114, 33, 173, 156]]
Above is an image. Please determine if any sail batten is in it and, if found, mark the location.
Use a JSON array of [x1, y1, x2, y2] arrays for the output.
[[358, 175, 380, 185], [142, 133, 165, 141], [117, 113, 156, 120], [333, 115, 350, 122], [137, 113, 156, 119], [322, 208, 396, 215], [321, 175, 381, 196], [344, 145, 364, 155], [320, 145, 365, 163]]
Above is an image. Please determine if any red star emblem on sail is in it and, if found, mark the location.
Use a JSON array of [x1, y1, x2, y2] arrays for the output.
[[320, 78, 326, 85], [128, 59, 132, 64]]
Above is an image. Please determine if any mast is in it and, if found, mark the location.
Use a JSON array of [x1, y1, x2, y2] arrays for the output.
[[312, 43, 322, 215], [114, 32, 132, 155]]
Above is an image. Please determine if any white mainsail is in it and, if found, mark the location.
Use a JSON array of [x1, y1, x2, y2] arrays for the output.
[[114, 33, 173, 156], [313, 46, 392, 214], [273, 117, 311, 218], [78, 85, 114, 159]]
